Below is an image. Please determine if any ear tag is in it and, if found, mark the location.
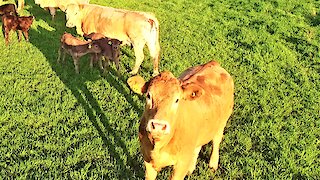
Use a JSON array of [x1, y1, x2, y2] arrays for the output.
[[88, 44, 92, 48], [108, 41, 112, 45]]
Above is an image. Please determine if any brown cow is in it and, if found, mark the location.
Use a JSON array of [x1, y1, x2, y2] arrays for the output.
[[1, 14, 34, 45], [127, 61, 234, 180], [57, 32, 102, 74], [84, 33, 122, 73], [64, 3, 160, 76]]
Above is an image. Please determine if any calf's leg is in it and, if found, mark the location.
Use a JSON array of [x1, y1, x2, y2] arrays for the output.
[[57, 47, 61, 63], [18, 30, 22, 42], [23, 30, 29, 41], [89, 54, 95, 68], [102, 57, 110, 74], [73, 57, 80, 74], [62, 50, 66, 64], [115, 58, 120, 73], [4, 28, 10, 45]]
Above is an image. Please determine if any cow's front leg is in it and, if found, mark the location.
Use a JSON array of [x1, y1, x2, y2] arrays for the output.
[[171, 157, 193, 180], [130, 42, 145, 75], [90, 54, 96, 68], [73, 57, 80, 74], [187, 146, 201, 175], [57, 47, 62, 63], [23, 31, 29, 42], [4, 29, 9, 45], [18, 30, 22, 42], [62, 50, 66, 64], [144, 161, 157, 180]]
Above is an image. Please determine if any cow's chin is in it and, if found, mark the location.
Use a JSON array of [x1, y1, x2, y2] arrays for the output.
[[148, 132, 168, 146]]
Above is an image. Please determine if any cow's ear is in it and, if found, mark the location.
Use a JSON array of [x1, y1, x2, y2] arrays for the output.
[[127, 75, 148, 95], [182, 83, 204, 101]]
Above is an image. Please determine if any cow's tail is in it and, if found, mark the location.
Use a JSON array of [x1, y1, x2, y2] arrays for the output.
[[146, 16, 160, 75], [148, 18, 158, 45]]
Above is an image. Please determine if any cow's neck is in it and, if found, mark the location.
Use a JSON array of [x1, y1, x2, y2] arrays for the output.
[[150, 128, 178, 168]]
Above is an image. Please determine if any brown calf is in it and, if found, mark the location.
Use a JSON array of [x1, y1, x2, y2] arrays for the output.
[[0, 3, 17, 16], [84, 33, 122, 73], [57, 32, 102, 74], [1, 14, 34, 45]]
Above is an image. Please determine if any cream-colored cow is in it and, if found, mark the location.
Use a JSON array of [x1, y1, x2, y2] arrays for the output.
[[34, 0, 89, 20], [64, 3, 161, 76]]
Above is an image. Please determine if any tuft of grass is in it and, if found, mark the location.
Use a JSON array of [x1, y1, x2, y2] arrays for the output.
[[0, 0, 319, 179]]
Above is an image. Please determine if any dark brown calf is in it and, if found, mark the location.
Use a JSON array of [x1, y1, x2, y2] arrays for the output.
[[0, 3, 17, 16], [1, 14, 34, 45], [57, 32, 102, 74], [84, 33, 122, 73]]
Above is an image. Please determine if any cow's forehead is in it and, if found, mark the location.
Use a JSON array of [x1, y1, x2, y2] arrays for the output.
[[148, 72, 181, 98]]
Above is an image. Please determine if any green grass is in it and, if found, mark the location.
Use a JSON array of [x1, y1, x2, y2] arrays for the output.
[[0, 0, 319, 179]]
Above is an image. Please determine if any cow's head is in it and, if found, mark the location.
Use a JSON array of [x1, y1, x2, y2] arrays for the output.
[[128, 72, 204, 145], [88, 40, 102, 54], [65, 4, 82, 28], [109, 39, 122, 61]]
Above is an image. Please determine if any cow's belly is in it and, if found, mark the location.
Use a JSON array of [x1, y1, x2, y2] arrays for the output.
[[82, 19, 131, 45]]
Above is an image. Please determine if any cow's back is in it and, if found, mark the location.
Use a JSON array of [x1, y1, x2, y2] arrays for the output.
[[79, 4, 158, 44]]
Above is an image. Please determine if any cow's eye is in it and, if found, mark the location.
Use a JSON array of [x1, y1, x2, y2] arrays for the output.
[[175, 98, 179, 103], [146, 93, 151, 100]]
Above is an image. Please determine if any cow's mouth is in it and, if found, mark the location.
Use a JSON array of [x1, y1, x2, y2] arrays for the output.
[[148, 133, 162, 144]]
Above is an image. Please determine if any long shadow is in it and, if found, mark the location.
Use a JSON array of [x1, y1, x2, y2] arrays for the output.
[[27, 2, 144, 178]]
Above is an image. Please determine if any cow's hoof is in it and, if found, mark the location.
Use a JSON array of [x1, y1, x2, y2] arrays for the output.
[[152, 71, 159, 77], [209, 164, 218, 171], [129, 70, 138, 75]]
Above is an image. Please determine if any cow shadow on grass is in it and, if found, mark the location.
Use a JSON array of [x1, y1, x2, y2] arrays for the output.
[[27, 2, 144, 179]]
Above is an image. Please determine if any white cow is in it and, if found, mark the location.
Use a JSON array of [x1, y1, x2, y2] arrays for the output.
[[64, 3, 161, 76], [34, 0, 89, 20]]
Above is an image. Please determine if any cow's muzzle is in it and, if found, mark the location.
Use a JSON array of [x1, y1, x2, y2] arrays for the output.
[[146, 119, 170, 135]]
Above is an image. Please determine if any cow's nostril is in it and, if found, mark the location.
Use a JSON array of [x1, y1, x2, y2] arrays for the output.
[[151, 122, 156, 130], [147, 120, 170, 134]]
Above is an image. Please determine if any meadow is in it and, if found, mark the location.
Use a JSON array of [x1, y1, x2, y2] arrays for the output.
[[0, 0, 319, 179]]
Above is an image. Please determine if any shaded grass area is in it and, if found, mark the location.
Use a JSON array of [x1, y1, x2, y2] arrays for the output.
[[0, 0, 319, 179]]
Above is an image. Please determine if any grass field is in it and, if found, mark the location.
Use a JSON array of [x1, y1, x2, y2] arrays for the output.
[[0, 0, 319, 179]]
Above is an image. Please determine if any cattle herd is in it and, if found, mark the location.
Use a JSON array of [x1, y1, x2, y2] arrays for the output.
[[0, 1, 235, 179]]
